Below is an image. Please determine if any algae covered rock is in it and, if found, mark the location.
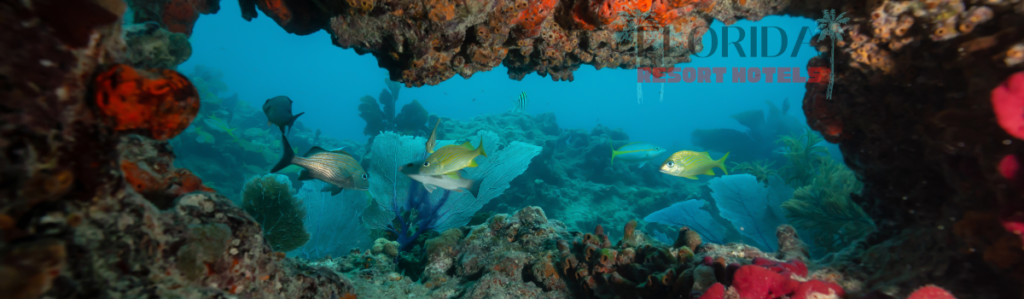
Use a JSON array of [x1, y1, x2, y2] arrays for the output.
[[124, 23, 192, 69], [241, 174, 310, 252]]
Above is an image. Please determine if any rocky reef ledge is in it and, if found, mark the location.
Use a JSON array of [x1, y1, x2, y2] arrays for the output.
[[314, 205, 854, 299]]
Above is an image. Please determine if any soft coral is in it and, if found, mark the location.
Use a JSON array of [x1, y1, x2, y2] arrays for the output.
[[386, 182, 452, 251]]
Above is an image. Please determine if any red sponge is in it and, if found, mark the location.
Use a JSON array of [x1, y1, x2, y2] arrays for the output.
[[791, 280, 845, 299], [699, 283, 726, 299], [992, 71, 1024, 140], [907, 285, 956, 299]]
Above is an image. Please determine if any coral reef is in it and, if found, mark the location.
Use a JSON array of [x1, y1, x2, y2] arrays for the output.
[[358, 80, 432, 143], [168, 65, 363, 200], [788, 0, 1024, 295], [363, 130, 542, 250], [126, 0, 221, 36], [782, 160, 872, 256], [432, 112, 702, 239], [0, 4, 361, 297], [7, 0, 1024, 297], [288, 206, 861, 299], [228, 0, 788, 86], [692, 100, 804, 164], [118, 134, 215, 209], [123, 23, 193, 69], [241, 174, 311, 252]]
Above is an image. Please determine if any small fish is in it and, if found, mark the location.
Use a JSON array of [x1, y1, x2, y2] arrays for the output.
[[426, 118, 441, 153], [243, 127, 269, 137], [419, 137, 488, 175], [400, 162, 481, 197], [611, 141, 667, 168], [271, 134, 368, 195], [510, 92, 528, 113], [195, 126, 215, 144], [263, 96, 305, 135], [659, 151, 730, 180], [203, 115, 237, 138]]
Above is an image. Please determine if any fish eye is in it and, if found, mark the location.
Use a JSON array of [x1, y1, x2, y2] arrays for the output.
[[423, 162, 430, 167], [361, 173, 368, 180], [667, 161, 674, 167]]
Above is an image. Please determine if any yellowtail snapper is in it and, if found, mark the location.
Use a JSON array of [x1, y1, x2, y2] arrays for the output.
[[659, 150, 729, 179], [271, 134, 368, 195], [611, 141, 667, 168], [419, 137, 487, 175]]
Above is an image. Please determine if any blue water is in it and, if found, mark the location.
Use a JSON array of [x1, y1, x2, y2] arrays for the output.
[[179, 3, 822, 153]]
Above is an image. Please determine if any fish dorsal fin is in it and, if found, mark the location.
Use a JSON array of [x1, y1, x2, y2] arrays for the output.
[[621, 141, 643, 148], [459, 141, 474, 149], [304, 146, 328, 157], [330, 149, 352, 156]]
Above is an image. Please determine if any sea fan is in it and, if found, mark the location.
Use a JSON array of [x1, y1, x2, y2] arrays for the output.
[[709, 174, 790, 251], [644, 199, 727, 244]]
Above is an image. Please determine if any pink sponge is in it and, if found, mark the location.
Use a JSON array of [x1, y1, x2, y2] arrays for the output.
[[992, 71, 1024, 140], [699, 283, 726, 299], [907, 285, 956, 299], [732, 265, 800, 299], [791, 280, 845, 299]]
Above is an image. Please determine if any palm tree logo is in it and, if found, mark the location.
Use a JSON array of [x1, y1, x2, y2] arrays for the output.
[[815, 9, 849, 99]]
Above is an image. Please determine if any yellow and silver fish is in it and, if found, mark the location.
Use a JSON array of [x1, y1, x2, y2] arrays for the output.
[[271, 134, 368, 195], [419, 137, 488, 175], [510, 92, 528, 113], [659, 151, 729, 179]]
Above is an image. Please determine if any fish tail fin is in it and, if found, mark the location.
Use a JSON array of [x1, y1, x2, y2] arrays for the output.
[[609, 138, 617, 164], [287, 112, 305, 134], [271, 134, 295, 173], [477, 135, 487, 157], [717, 152, 730, 175], [467, 179, 481, 198]]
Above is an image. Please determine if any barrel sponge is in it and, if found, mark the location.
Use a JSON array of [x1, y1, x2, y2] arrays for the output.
[[241, 174, 309, 252]]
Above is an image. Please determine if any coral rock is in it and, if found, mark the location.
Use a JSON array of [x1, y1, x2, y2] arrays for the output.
[[93, 64, 200, 140]]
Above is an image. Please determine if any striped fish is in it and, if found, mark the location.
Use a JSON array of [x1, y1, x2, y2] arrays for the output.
[[659, 150, 729, 180], [418, 137, 488, 175], [511, 92, 528, 113], [271, 134, 368, 195]]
